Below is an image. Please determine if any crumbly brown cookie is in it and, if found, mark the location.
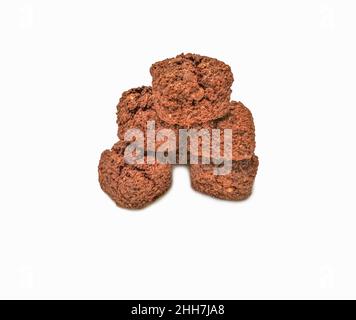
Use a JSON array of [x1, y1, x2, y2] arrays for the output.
[[190, 155, 259, 200], [117, 86, 179, 154], [189, 101, 255, 161], [150, 53, 233, 126], [98, 141, 172, 209]]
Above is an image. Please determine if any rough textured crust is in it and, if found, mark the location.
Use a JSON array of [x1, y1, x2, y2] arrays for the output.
[[190, 155, 259, 200], [98, 141, 172, 209], [117, 86, 179, 153], [116, 89, 254, 163], [190, 101, 255, 161], [150, 53, 233, 126], [117, 86, 166, 142], [117, 86, 156, 139]]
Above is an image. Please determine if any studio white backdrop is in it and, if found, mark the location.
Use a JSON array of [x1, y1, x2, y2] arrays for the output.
[[0, 0, 355, 299]]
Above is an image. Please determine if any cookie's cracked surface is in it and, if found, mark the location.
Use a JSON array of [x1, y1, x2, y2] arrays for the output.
[[151, 53, 233, 126], [117, 86, 179, 153], [190, 101, 256, 161], [98, 141, 172, 209], [190, 155, 259, 201]]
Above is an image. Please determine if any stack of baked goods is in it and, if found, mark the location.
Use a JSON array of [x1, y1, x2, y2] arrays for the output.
[[99, 53, 258, 209]]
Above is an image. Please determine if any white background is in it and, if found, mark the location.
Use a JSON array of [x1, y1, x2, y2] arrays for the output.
[[0, 0, 355, 299]]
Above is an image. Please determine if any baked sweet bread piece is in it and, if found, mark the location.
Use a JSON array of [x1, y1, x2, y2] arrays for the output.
[[189, 101, 255, 161], [150, 53, 233, 126], [117, 86, 179, 155], [98, 141, 172, 209], [190, 155, 259, 201]]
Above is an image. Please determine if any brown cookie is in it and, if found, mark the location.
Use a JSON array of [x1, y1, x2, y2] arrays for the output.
[[98, 141, 172, 209], [150, 53, 233, 126], [117, 86, 179, 156], [190, 155, 259, 201], [188, 101, 255, 161]]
